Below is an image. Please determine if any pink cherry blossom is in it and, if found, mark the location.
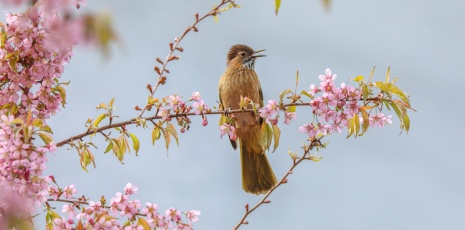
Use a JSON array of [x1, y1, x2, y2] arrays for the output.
[[369, 113, 393, 127], [283, 112, 296, 125], [124, 183, 138, 195], [220, 123, 236, 141], [63, 184, 77, 199], [258, 100, 279, 122], [165, 207, 181, 222], [192, 100, 208, 115], [186, 210, 201, 223], [190, 91, 202, 101]]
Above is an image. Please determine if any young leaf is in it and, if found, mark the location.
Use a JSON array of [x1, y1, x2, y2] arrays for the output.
[[353, 75, 364, 82], [385, 66, 391, 83], [104, 141, 114, 153], [301, 90, 314, 99], [39, 125, 53, 134], [152, 126, 161, 145], [359, 108, 370, 136], [129, 133, 140, 155], [286, 105, 296, 113], [295, 70, 299, 90], [93, 114, 107, 128], [261, 123, 273, 151], [354, 113, 360, 137], [272, 124, 281, 152], [279, 89, 292, 104], [402, 113, 410, 133], [38, 133, 53, 145], [109, 97, 115, 107], [56, 85, 67, 107], [166, 123, 179, 146], [137, 217, 151, 230], [274, 0, 281, 15], [162, 128, 171, 150], [32, 118, 43, 127]]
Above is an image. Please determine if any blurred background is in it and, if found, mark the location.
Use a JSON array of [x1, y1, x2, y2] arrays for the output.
[[3, 0, 465, 229]]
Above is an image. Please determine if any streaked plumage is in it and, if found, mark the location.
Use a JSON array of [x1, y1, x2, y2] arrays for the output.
[[218, 44, 277, 195]]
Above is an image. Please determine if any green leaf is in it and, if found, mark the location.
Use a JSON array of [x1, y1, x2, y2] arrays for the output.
[[389, 85, 410, 105], [97, 103, 107, 110], [286, 105, 296, 112], [31, 118, 43, 127], [104, 141, 114, 153], [272, 124, 281, 152], [274, 0, 281, 15], [39, 125, 53, 134], [368, 66, 376, 82], [402, 113, 410, 133], [11, 118, 24, 125], [56, 85, 67, 107], [93, 114, 107, 128], [137, 217, 151, 230], [359, 108, 370, 136], [300, 90, 314, 99], [295, 70, 299, 90], [166, 123, 179, 146], [109, 97, 115, 107], [279, 89, 292, 104], [362, 83, 369, 102], [162, 128, 171, 150], [346, 114, 360, 139], [261, 123, 273, 151], [385, 66, 391, 83], [152, 126, 161, 145], [353, 75, 364, 82], [38, 132, 53, 145], [129, 133, 140, 155], [354, 113, 360, 137], [219, 114, 228, 126]]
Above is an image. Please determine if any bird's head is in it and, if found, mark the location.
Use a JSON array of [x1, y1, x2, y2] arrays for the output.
[[226, 44, 265, 70]]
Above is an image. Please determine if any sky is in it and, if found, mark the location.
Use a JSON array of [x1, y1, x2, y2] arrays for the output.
[[3, 0, 465, 229]]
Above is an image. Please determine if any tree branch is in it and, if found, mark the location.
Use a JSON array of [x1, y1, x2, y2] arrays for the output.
[[233, 137, 323, 230], [55, 97, 382, 148], [137, 0, 237, 118]]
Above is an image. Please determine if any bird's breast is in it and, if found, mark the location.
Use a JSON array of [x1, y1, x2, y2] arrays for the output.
[[219, 69, 261, 110]]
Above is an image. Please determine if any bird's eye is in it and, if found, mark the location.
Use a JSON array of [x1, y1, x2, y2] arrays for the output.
[[239, 52, 246, 57]]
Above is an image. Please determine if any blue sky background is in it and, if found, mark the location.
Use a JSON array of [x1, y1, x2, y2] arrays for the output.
[[3, 0, 465, 229]]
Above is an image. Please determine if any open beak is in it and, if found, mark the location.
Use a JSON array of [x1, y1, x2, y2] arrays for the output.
[[251, 49, 266, 58]]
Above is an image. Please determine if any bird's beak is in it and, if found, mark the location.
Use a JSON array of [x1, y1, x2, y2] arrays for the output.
[[252, 49, 266, 58]]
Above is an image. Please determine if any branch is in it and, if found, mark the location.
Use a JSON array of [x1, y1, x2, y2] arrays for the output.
[[56, 100, 324, 148], [137, 0, 237, 118], [55, 97, 382, 148], [233, 137, 323, 230]]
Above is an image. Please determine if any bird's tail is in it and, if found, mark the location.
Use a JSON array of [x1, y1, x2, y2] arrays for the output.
[[240, 140, 277, 194]]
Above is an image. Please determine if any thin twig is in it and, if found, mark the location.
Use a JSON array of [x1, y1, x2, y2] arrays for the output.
[[55, 101, 322, 147], [233, 137, 322, 230], [137, 0, 236, 118]]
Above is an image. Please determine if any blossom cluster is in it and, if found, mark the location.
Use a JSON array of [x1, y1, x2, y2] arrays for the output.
[[0, 0, 86, 226], [156, 91, 210, 132], [52, 183, 201, 229], [299, 68, 392, 139]]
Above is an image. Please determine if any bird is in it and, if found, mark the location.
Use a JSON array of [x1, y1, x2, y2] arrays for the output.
[[218, 44, 277, 195]]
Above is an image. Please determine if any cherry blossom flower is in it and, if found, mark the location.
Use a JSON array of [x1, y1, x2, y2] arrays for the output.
[[63, 184, 77, 199], [192, 100, 208, 115], [186, 210, 201, 223], [369, 113, 393, 127], [190, 91, 202, 101], [220, 123, 236, 140], [259, 100, 279, 122], [283, 112, 296, 125], [124, 183, 138, 195]]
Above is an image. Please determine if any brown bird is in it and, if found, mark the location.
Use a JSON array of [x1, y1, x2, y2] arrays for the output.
[[218, 44, 277, 194]]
